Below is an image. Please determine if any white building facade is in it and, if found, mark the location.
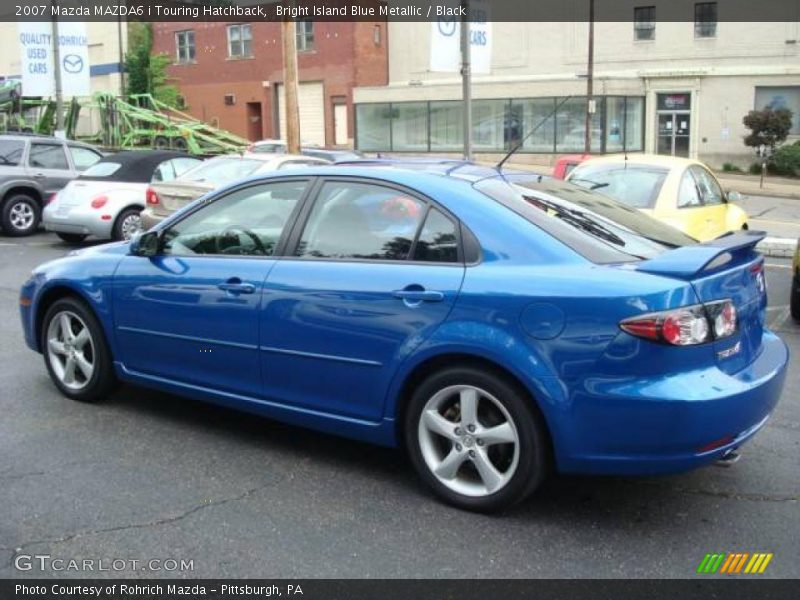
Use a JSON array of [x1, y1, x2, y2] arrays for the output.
[[354, 17, 800, 167]]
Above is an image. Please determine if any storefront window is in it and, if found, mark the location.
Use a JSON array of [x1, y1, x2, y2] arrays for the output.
[[624, 97, 644, 151], [555, 97, 602, 153], [513, 98, 556, 153], [355, 104, 392, 151], [472, 99, 507, 152], [605, 97, 625, 152], [430, 101, 463, 151], [391, 103, 428, 151], [755, 86, 800, 134]]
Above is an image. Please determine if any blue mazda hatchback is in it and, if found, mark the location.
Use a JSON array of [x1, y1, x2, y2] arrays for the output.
[[19, 163, 788, 511]]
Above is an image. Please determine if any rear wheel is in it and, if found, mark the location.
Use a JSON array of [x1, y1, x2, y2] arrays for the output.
[[405, 366, 549, 512], [56, 232, 88, 244], [1, 193, 40, 236], [112, 208, 142, 241], [41, 297, 116, 402]]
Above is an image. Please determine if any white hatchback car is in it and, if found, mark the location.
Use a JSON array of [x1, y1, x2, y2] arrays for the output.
[[44, 151, 201, 243]]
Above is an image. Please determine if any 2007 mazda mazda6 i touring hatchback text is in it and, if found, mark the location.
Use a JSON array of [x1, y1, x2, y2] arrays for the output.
[[19, 162, 788, 512]]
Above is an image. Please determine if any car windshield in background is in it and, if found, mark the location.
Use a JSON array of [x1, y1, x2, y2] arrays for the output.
[[81, 162, 122, 178], [0, 140, 24, 166], [569, 164, 669, 209], [251, 143, 286, 153], [179, 157, 264, 186], [476, 178, 696, 263]]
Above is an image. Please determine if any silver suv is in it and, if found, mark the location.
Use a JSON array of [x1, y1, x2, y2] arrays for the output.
[[0, 135, 103, 236]]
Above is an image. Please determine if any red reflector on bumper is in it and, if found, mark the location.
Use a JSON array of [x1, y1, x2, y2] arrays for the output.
[[697, 435, 734, 453]]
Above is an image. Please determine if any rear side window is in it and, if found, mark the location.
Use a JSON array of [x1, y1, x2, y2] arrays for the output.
[[569, 164, 668, 209], [296, 182, 426, 261], [414, 208, 458, 263], [0, 140, 24, 166], [81, 162, 121, 178], [68, 146, 101, 171], [29, 143, 69, 170]]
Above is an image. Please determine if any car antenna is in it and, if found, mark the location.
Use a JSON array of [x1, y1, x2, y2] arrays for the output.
[[496, 96, 572, 171]]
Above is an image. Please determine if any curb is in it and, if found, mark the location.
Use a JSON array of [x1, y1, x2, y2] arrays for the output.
[[757, 237, 797, 259]]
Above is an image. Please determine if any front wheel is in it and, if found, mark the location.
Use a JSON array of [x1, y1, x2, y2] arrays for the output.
[[41, 297, 116, 402], [405, 366, 549, 512]]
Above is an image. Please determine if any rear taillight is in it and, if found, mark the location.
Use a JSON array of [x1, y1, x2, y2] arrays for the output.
[[146, 187, 160, 206], [620, 299, 737, 346], [90, 195, 108, 209], [46, 193, 57, 205]]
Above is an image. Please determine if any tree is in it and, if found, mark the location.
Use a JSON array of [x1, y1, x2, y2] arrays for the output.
[[124, 22, 180, 106], [742, 107, 793, 159]]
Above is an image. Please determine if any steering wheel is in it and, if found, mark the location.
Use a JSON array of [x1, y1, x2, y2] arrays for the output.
[[215, 225, 268, 255]]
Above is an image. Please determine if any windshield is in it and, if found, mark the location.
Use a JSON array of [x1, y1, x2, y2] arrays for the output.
[[569, 163, 668, 209], [476, 178, 696, 263], [178, 157, 264, 186]]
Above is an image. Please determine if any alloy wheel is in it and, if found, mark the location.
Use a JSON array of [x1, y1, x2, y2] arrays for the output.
[[9, 201, 34, 232], [46, 311, 95, 391]]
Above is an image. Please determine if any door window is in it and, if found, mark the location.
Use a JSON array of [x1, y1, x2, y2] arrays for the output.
[[690, 165, 724, 205], [68, 146, 102, 171], [161, 180, 308, 257], [29, 143, 69, 170], [414, 208, 459, 263], [677, 169, 702, 208], [296, 181, 426, 260]]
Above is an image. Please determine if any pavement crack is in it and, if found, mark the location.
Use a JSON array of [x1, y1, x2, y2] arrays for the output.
[[3, 482, 274, 561], [0, 470, 47, 481], [635, 481, 799, 503]]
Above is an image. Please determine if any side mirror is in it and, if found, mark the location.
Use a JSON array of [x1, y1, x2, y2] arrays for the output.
[[727, 190, 742, 203], [129, 230, 160, 257]]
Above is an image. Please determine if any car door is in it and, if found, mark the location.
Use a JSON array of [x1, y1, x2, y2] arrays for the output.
[[260, 178, 466, 422], [113, 179, 311, 397], [26, 142, 74, 194]]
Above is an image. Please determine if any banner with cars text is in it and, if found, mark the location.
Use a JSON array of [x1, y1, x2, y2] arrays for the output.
[[3, 579, 800, 600], [1, 0, 799, 22]]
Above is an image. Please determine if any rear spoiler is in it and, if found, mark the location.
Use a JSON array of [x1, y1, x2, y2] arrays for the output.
[[635, 230, 766, 279]]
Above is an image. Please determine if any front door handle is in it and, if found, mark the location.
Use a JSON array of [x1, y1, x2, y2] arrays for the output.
[[217, 279, 256, 294], [392, 289, 445, 303]]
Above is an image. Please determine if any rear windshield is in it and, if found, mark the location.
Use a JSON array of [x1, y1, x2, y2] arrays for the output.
[[475, 178, 696, 263], [0, 139, 24, 166], [178, 157, 264, 186], [81, 162, 122, 178], [568, 163, 668, 209]]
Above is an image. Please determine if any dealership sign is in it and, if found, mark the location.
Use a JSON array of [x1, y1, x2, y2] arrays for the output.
[[429, 0, 492, 74], [18, 21, 90, 97]]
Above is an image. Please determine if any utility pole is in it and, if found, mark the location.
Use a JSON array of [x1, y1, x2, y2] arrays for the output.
[[460, 0, 472, 161], [584, 0, 595, 155], [51, 0, 64, 136], [117, 13, 125, 95], [281, 17, 301, 153]]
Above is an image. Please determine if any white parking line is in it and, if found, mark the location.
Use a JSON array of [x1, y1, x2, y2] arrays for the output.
[[765, 263, 793, 269]]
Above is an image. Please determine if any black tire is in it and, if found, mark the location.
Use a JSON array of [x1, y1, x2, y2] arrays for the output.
[[404, 366, 549, 512], [41, 296, 117, 403], [791, 275, 800, 322], [153, 135, 170, 150], [56, 232, 88, 244], [1, 193, 40, 236], [112, 208, 142, 241], [172, 137, 188, 151]]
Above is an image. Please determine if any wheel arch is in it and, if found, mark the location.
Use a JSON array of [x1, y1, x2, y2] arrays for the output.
[[3, 184, 44, 206], [34, 284, 96, 353], [391, 351, 557, 461]]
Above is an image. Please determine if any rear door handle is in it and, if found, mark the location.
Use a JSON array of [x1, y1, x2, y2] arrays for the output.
[[392, 289, 445, 303], [217, 279, 256, 294], [33, 173, 46, 179]]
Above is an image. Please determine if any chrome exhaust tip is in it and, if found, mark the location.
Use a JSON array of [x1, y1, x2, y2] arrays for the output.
[[714, 449, 741, 468]]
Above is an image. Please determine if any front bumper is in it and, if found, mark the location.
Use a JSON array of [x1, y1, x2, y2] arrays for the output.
[[556, 330, 789, 475], [43, 204, 113, 238]]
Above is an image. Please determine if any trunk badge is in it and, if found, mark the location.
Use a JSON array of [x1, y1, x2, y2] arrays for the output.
[[717, 341, 742, 360]]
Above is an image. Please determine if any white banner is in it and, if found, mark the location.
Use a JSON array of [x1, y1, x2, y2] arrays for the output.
[[19, 21, 90, 97], [429, 0, 492, 74]]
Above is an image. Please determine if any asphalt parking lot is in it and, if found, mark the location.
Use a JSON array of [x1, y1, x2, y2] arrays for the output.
[[0, 232, 798, 579]]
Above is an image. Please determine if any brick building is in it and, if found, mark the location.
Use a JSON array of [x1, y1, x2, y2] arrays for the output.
[[152, 20, 388, 146]]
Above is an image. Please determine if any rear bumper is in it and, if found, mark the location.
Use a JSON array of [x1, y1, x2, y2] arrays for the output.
[[556, 330, 789, 475], [43, 205, 113, 238]]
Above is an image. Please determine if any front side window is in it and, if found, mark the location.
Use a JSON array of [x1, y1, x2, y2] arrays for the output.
[[176, 30, 195, 63], [296, 20, 314, 51], [227, 24, 252, 58], [634, 6, 656, 40], [690, 166, 724, 205], [68, 146, 101, 171], [296, 182, 426, 261], [695, 2, 717, 38], [569, 164, 668, 209], [678, 169, 702, 208], [162, 180, 308, 257], [28, 143, 69, 170]]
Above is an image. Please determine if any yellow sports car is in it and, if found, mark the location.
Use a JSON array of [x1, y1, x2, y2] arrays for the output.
[[567, 155, 748, 241]]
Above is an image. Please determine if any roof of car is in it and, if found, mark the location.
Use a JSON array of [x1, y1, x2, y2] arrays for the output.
[[575, 153, 703, 170], [79, 150, 195, 183]]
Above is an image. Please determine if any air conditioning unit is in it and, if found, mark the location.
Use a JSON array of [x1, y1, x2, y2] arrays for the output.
[[224, 94, 236, 106]]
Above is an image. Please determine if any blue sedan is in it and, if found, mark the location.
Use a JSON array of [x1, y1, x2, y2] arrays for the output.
[[19, 163, 788, 512]]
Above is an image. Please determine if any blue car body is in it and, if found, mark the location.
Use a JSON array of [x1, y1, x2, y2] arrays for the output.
[[19, 165, 788, 476]]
